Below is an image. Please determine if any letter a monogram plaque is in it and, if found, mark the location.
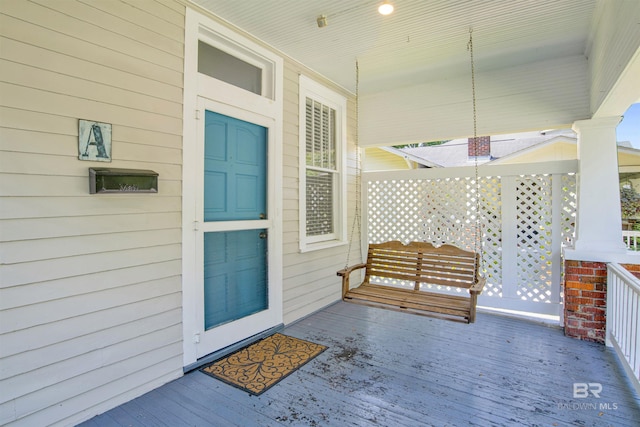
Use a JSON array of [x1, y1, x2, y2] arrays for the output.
[[78, 119, 112, 162]]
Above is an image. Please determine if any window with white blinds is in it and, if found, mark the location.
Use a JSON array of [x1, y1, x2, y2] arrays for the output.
[[305, 99, 336, 237], [299, 76, 347, 251]]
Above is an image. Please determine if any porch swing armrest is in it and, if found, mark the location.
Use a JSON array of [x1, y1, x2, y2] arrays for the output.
[[337, 263, 367, 297], [469, 277, 487, 294], [337, 263, 367, 277]]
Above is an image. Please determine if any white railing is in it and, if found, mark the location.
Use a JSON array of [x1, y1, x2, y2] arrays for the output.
[[606, 263, 640, 396], [622, 230, 640, 250]]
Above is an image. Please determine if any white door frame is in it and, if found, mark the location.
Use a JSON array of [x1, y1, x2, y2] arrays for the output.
[[182, 8, 283, 367]]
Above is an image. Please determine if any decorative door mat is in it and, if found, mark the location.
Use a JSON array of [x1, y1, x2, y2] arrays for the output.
[[200, 333, 327, 395]]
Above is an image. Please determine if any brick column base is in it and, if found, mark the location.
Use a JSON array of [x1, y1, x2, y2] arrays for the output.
[[563, 260, 607, 343]]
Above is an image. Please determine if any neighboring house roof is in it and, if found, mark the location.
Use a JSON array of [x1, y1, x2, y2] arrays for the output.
[[363, 147, 420, 171], [372, 131, 640, 170], [618, 145, 640, 168], [397, 130, 578, 168], [380, 146, 443, 168], [488, 134, 577, 165]]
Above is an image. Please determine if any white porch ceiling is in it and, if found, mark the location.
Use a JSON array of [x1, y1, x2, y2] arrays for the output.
[[191, 0, 597, 95]]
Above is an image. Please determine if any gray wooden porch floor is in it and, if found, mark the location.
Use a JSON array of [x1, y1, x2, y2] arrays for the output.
[[81, 302, 640, 426]]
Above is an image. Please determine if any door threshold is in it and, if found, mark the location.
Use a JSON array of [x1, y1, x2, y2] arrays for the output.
[[184, 324, 284, 373]]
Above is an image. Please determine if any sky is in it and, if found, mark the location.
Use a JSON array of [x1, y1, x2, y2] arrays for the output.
[[618, 103, 640, 148]]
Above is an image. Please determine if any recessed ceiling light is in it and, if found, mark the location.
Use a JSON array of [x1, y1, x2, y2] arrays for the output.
[[378, 2, 394, 15]]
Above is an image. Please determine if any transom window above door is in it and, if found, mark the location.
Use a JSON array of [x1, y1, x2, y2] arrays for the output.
[[196, 27, 277, 101], [198, 41, 262, 96]]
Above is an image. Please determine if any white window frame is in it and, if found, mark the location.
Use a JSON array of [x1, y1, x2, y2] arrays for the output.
[[197, 26, 277, 101], [298, 75, 347, 252]]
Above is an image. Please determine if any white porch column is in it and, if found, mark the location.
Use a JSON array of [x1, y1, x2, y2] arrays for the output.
[[566, 117, 626, 261]]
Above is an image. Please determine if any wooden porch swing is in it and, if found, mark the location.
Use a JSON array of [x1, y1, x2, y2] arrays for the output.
[[338, 29, 486, 323]]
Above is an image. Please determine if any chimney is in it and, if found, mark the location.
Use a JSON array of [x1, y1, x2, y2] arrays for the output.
[[468, 136, 490, 158]]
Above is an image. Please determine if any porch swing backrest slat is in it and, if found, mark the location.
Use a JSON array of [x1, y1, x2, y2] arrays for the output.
[[367, 249, 477, 289]]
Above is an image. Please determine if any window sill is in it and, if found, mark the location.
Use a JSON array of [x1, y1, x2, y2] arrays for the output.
[[299, 239, 348, 253]]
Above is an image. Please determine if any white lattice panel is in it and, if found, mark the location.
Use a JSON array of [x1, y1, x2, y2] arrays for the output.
[[364, 168, 577, 315], [479, 176, 502, 298], [561, 174, 577, 247], [367, 176, 499, 295], [368, 177, 478, 248], [515, 175, 553, 303]]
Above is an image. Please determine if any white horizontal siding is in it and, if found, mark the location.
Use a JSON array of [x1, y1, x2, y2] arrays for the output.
[[1, 323, 182, 401], [0, 212, 181, 241], [1, 309, 181, 379], [1, 292, 182, 360], [9, 344, 182, 427], [0, 108, 182, 150], [2, 0, 183, 72], [0, 82, 183, 135], [2, 244, 181, 288], [359, 55, 590, 146], [0, 15, 181, 90], [0, 228, 182, 264], [0, 0, 185, 426], [0, 37, 182, 103], [0, 196, 182, 220], [0, 153, 181, 179], [1, 59, 182, 118]]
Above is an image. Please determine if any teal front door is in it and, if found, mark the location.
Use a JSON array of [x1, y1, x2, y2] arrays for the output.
[[203, 110, 267, 330], [196, 102, 274, 358]]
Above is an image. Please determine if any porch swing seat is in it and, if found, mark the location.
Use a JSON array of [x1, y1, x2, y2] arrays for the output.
[[337, 241, 486, 323]]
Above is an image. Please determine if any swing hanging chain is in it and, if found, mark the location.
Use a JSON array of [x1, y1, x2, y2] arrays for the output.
[[345, 38, 483, 275], [468, 27, 484, 278], [345, 60, 362, 269], [468, 28, 478, 147]]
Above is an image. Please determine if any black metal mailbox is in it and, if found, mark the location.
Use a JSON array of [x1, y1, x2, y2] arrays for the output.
[[89, 168, 158, 194]]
